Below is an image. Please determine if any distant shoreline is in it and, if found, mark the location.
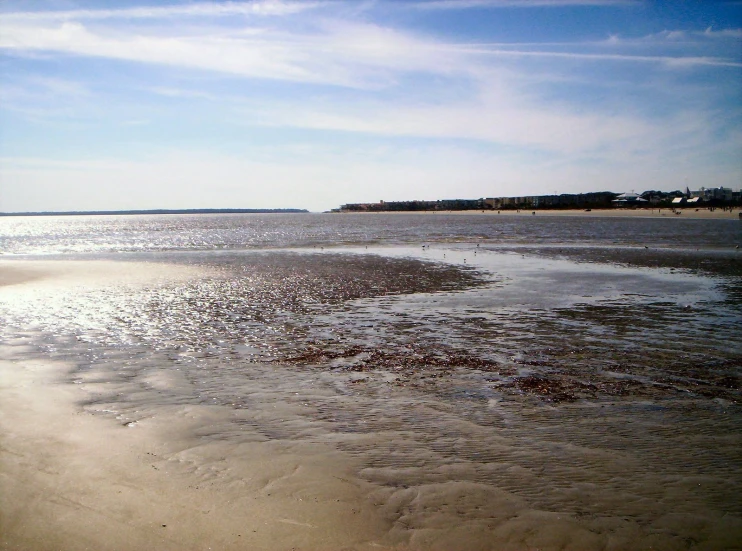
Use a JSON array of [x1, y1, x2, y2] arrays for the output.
[[0, 208, 308, 217], [2, 207, 739, 220], [333, 208, 742, 220]]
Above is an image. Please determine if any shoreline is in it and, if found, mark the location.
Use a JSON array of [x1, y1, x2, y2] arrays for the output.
[[0, 261, 395, 551], [2, 252, 740, 550], [333, 208, 741, 220]]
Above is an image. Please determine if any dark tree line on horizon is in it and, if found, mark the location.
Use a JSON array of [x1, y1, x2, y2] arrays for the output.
[[337, 187, 741, 213]]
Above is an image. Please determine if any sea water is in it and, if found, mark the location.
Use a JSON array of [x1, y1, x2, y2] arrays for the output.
[[1, 213, 740, 549]]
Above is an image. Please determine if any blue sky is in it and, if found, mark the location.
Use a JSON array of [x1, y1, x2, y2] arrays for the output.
[[1, 0, 740, 212]]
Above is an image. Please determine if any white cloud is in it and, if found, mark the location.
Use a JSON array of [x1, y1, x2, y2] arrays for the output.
[[702, 27, 742, 39], [146, 87, 218, 99], [1, 1, 322, 21], [463, 45, 742, 68], [661, 30, 687, 40], [0, 18, 488, 88], [1, 15, 736, 102], [0, 1, 739, 210], [411, 0, 637, 9], [610, 28, 742, 45], [1, 4, 735, 158], [246, 94, 654, 155], [0, 22, 317, 82]]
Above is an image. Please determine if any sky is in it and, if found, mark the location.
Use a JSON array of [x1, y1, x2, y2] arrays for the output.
[[0, 0, 740, 212]]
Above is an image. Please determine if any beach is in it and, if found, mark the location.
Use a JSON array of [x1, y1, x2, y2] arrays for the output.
[[0, 262, 395, 551], [4, 0, 741, 546], [1, 214, 740, 550], [0, 356, 391, 551], [339, 208, 742, 220]]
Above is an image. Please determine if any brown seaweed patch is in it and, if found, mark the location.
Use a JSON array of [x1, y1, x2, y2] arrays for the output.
[[499, 375, 579, 403], [278, 343, 502, 375], [494, 373, 665, 403]]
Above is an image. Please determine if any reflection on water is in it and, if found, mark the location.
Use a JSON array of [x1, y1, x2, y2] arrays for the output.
[[1, 212, 740, 254], [1, 244, 741, 549]]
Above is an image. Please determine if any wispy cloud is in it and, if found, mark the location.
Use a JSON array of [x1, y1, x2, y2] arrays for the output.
[[1, 1, 739, 210], [0, 22, 326, 84], [701, 27, 742, 38], [1, 16, 737, 101], [1, 1, 322, 21], [243, 90, 658, 155], [463, 46, 742, 68], [0, 17, 495, 88], [0, 75, 93, 121], [146, 87, 218, 100], [411, 0, 637, 9], [633, 27, 742, 42], [19, 76, 90, 97]]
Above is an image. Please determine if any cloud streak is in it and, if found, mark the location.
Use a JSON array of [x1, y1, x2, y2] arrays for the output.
[[1, 1, 321, 21], [1, 17, 490, 88], [1, 15, 737, 101], [247, 95, 656, 155], [464, 46, 742, 67], [1, 1, 739, 210], [411, 0, 638, 9]]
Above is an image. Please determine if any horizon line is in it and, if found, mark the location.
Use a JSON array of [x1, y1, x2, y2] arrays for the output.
[[0, 208, 311, 217]]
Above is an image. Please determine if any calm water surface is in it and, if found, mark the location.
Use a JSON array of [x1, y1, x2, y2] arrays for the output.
[[0, 212, 739, 254], [1, 213, 741, 550]]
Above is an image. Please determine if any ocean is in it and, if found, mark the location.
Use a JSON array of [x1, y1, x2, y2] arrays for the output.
[[1, 213, 741, 550]]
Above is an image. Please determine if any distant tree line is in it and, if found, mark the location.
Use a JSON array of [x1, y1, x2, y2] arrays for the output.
[[337, 187, 741, 212]]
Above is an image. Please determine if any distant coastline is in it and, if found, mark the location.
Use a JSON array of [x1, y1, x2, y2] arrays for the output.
[[0, 208, 309, 217], [331, 208, 741, 220], [333, 188, 741, 213]]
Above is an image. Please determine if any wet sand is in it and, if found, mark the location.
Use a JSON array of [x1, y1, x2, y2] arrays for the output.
[[0, 354, 393, 551], [1, 254, 740, 551], [0, 265, 48, 287], [0, 259, 204, 289], [0, 262, 394, 551]]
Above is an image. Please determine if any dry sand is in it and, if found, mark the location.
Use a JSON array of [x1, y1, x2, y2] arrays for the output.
[[0, 262, 394, 551]]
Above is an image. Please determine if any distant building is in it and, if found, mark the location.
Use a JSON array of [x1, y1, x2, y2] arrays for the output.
[[612, 193, 648, 206], [688, 186, 740, 203], [335, 187, 739, 214], [484, 192, 614, 210]]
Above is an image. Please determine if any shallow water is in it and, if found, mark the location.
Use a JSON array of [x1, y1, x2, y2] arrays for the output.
[[1, 212, 740, 254], [1, 214, 741, 549]]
